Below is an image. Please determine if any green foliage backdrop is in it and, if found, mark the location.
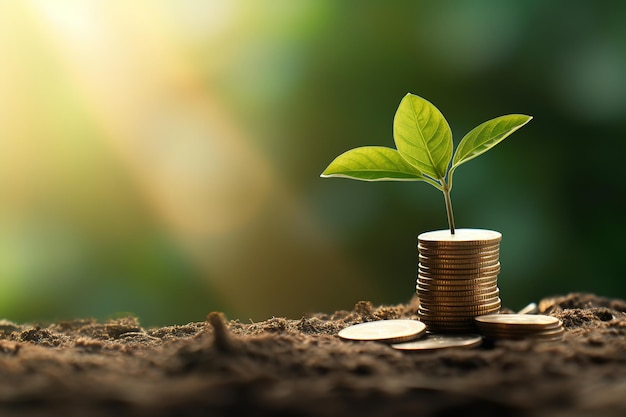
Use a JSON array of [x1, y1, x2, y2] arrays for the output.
[[1, 0, 625, 326]]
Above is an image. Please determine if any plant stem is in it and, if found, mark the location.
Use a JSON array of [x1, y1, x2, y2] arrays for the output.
[[441, 180, 455, 234]]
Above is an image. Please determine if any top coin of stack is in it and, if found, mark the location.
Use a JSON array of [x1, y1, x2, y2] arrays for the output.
[[417, 229, 502, 333]]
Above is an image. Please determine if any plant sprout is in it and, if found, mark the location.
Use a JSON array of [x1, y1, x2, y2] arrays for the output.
[[321, 93, 532, 234]]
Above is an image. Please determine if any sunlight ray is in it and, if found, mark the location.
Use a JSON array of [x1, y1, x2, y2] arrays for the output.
[[22, 0, 376, 319]]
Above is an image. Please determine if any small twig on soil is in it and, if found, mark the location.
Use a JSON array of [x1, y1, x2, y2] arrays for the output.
[[207, 312, 236, 353]]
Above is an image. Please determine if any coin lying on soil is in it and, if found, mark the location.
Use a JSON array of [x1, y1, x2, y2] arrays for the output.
[[391, 334, 483, 351], [475, 313, 564, 342], [337, 319, 427, 343]]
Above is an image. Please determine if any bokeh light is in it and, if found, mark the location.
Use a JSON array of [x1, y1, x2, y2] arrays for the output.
[[1, 0, 625, 326]]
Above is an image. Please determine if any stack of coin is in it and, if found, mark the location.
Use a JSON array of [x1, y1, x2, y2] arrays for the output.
[[474, 314, 564, 342], [417, 229, 502, 333]]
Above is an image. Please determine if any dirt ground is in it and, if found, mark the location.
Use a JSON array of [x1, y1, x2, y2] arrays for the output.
[[0, 292, 625, 417]]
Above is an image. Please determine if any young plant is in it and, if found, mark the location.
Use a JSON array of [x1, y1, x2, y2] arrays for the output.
[[321, 93, 532, 234]]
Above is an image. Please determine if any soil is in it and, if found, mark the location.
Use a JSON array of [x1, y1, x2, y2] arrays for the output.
[[0, 292, 625, 417]]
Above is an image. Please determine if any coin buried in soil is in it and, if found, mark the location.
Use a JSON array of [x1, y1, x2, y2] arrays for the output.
[[337, 319, 427, 343], [391, 334, 483, 351]]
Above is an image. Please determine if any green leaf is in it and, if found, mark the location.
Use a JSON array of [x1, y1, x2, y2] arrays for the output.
[[320, 146, 433, 183], [450, 114, 532, 177], [393, 93, 453, 180]]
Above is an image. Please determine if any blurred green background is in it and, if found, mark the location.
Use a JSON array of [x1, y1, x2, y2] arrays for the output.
[[1, 0, 625, 326]]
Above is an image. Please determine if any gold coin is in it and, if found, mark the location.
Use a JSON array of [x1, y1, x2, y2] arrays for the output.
[[418, 273, 500, 283], [337, 319, 426, 343], [419, 300, 501, 313], [418, 296, 501, 307], [480, 327, 564, 341], [419, 258, 500, 267], [476, 321, 562, 334], [424, 327, 477, 334], [419, 303, 501, 313], [415, 284, 500, 300], [415, 285, 500, 299], [419, 312, 477, 320], [419, 323, 477, 331], [418, 244, 500, 256], [417, 287, 499, 296], [418, 277, 500, 286], [418, 247, 500, 257], [419, 320, 477, 329], [419, 263, 500, 275], [417, 303, 501, 318], [420, 319, 475, 325], [474, 314, 561, 330], [417, 272, 499, 282], [422, 298, 501, 309], [419, 262, 500, 272], [419, 312, 499, 322], [418, 229, 501, 246], [416, 285, 499, 297], [422, 316, 498, 324], [481, 327, 564, 339], [419, 252, 500, 261], [391, 334, 483, 351], [417, 288, 500, 298], [419, 254, 500, 265], [417, 276, 498, 285], [419, 319, 476, 328], [420, 320, 475, 327], [521, 334, 564, 342], [530, 327, 565, 339], [421, 325, 477, 333], [419, 261, 500, 271], [418, 270, 500, 280], [418, 294, 499, 303]]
